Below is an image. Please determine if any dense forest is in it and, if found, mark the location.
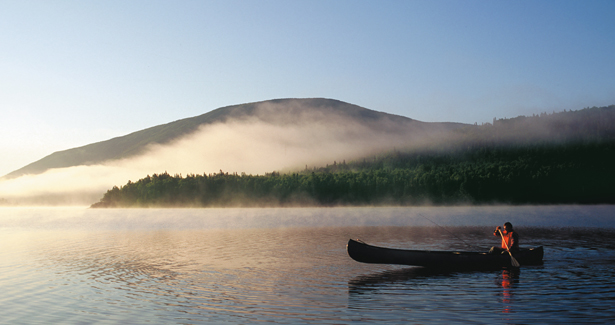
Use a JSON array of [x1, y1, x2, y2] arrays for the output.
[[91, 105, 615, 208]]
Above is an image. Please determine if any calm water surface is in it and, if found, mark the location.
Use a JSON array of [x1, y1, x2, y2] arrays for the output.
[[1, 206, 614, 324]]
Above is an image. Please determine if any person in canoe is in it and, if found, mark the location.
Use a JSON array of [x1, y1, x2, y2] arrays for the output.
[[489, 222, 519, 254]]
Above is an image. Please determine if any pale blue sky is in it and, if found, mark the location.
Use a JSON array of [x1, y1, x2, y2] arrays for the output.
[[1, 0, 614, 175]]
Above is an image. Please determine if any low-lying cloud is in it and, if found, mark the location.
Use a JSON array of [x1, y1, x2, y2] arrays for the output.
[[0, 110, 435, 205]]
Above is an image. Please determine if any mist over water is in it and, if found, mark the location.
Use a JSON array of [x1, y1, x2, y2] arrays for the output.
[[1, 205, 614, 324], [1, 205, 614, 230]]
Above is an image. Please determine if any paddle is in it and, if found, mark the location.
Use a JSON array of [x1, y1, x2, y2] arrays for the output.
[[498, 229, 520, 267]]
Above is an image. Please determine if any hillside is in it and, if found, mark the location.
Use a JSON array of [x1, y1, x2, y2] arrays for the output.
[[91, 105, 615, 207], [3, 98, 463, 179]]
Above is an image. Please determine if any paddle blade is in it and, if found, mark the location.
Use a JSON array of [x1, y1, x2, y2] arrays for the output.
[[510, 254, 520, 267]]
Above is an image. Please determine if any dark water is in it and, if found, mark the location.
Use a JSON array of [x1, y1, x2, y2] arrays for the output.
[[0, 206, 614, 324]]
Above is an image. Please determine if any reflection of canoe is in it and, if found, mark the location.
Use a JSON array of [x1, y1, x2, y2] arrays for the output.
[[347, 239, 543, 269], [349, 267, 457, 288]]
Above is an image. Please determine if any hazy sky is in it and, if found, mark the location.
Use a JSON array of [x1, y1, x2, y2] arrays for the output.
[[1, 0, 614, 176]]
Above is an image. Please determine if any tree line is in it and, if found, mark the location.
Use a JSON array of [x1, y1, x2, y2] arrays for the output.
[[91, 140, 615, 207]]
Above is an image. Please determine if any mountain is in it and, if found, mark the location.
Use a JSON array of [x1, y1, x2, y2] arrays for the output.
[[88, 105, 615, 208], [3, 98, 464, 179]]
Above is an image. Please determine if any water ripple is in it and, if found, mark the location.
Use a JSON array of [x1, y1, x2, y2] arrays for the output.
[[1, 207, 615, 324]]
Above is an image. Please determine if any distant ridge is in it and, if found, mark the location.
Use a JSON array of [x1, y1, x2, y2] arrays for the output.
[[3, 98, 461, 179]]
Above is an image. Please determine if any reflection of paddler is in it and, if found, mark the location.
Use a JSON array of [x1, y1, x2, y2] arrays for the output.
[[490, 222, 519, 254], [500, 268, 520, 314], [501, 268, 519, 289]]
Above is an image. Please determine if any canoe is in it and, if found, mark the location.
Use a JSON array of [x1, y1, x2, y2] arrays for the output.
[[347, 238, 543, 269]]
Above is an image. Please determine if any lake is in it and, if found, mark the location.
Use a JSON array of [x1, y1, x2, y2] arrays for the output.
[[1, 206, 614, 324]]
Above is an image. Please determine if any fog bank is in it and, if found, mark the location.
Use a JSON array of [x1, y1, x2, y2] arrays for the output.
[[0, 109, 438, 205]]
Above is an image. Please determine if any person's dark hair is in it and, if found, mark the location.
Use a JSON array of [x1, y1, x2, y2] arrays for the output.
[[504, 222, 513, 228]]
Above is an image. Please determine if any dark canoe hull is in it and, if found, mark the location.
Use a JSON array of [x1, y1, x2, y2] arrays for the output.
[[347, 239, 543, 269]]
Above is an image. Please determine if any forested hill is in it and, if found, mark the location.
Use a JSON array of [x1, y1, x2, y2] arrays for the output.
[[91, 105, 615, 208], [3, 98, 460, 179], [459, 104, 615, 145]]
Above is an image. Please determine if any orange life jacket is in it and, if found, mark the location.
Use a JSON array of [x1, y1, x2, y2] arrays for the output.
[[500, 230, 519, 251]]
